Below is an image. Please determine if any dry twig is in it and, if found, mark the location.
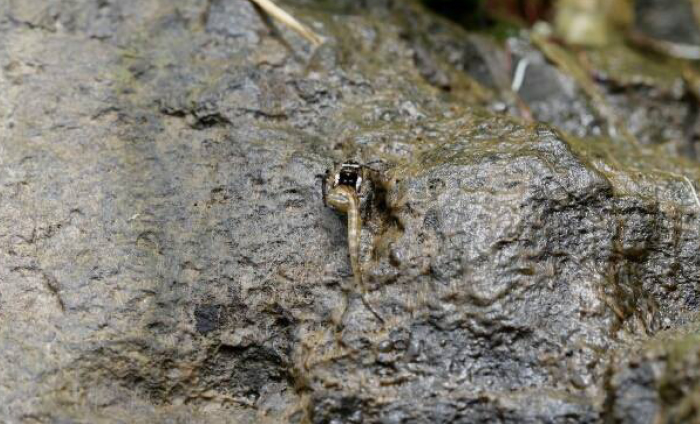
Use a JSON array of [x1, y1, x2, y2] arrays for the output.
[[248, 0, 323, 46], [682, 176, 700, 211]]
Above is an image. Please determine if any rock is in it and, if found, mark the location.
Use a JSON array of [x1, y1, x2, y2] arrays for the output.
[[634, 0, 700, 46], [508, 37, 603, 139], [1, 0, 700, 423], [609, 323, 700, 424]]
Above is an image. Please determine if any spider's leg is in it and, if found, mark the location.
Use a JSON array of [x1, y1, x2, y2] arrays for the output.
[[321, 175, 328, 207], [363, 159, 388, 174], [360, 292, 385, 324], [318, 169, 332, 206]]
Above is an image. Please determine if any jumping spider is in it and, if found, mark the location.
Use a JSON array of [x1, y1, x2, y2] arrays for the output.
[[321, 161, 384, 324]]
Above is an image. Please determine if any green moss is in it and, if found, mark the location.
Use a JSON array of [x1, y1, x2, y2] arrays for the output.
[[583, 40, 684, 92]]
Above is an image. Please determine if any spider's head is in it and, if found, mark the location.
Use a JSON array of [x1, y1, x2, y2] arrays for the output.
[[321, 161, 364, 207], [334, 161, 363, 193]]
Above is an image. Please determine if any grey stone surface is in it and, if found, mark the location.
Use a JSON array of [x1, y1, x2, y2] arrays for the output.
[[634, 0, 700, 46], [1, 1, 700, 423]]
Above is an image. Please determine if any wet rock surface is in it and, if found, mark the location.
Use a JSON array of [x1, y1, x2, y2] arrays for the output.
[[1, 1, 700, 423]]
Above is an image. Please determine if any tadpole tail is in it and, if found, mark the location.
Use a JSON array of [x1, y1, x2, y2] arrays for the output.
[[347, 201, 384, 324]]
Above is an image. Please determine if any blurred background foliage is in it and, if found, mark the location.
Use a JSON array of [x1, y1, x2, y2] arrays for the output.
[[423, 0, 553, 28], [420, 0, 637, 45], [410, 0, 700, 160]]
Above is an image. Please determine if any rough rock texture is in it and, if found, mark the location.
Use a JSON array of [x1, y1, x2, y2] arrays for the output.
[[634, 0, 700, 46], [1, 1, 700, 423], [608, 322, 700, 424]]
